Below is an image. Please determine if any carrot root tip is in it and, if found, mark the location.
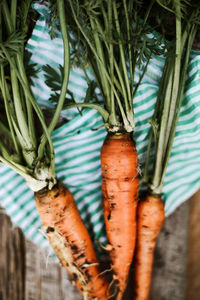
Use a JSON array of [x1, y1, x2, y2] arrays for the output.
[[82, 263, 99, 268], [105, 244, 113, 251], [137, 165, 142, 176], [107, 277, 117, 298]]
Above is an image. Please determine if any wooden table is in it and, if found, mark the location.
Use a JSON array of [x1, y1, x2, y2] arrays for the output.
[[186, 190, 200, 300], [0, 190, 200, 300]]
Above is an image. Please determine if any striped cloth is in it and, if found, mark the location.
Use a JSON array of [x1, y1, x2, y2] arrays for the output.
[[0, 4, 200, 253]]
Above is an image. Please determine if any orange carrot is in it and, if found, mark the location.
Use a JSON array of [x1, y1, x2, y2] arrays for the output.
[[101, 132, 139, 300], [134, 193, 165, 300], [35, 181, 110, 300]]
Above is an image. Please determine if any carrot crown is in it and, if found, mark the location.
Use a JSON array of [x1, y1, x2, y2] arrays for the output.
[[0, 0, 70, 191], [62, 0, 164, 133], [143, 0, 200, 195]]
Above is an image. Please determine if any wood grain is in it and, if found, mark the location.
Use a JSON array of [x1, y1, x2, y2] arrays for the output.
[[149, 200, 189, 300], [0, 207, 26, 300], [0, 198, 193, 300], [25, 240, 82, 300], [186, 189, 200, 300]]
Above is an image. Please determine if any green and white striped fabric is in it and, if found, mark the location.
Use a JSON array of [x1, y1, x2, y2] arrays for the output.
[[0, 4, 200, 253]]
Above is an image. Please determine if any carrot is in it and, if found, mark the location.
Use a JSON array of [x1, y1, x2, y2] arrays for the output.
[[101, 133, 139, 300], [134, 194, 165, 300], [35, 181, 110, 300], [0, 1, 111, 299], [64, 2, 160, 299], [133, 3, 200, 299]]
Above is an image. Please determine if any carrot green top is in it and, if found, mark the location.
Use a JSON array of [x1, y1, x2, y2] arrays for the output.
[[0, 0, 70, 191], [143, 0, 200, 195], [61, 0, 164, 133]]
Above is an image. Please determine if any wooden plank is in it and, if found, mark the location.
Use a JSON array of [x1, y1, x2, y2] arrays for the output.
[[0, 207, 26, 300], [186, 189, 200, 300], [0, 206, 82, 300], [0, 199, 190, 300], [149, 200, 189, 300], [25, 239, 83, 300]]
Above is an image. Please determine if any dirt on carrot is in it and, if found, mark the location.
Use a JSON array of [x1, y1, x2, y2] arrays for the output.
[[134, 193, 165, 300], [35, 181, 110, 300], [101, 132, 139, 300]]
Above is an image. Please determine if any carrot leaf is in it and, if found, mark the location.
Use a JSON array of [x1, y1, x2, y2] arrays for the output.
[[62, 0, 164, 133], [144, 0, 200, 194], [0, 0, 71, 191]]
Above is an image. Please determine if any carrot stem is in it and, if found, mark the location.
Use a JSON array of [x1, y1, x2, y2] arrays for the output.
[[113, 1, 131, 114], [37, 0, 71, 158], [0, 65, 20, 156], [2, 3, 33, 158], [89, 16, 110, 112], [67, 0, 135, 132], [163, 10, 181, 152], [151, 68, 173, 192], [138, 4, 200, 300], [10, 0, 17, 29], [16, 54, 37, 149], [148, 2, 200, 194], [160, 24, 197, 189]]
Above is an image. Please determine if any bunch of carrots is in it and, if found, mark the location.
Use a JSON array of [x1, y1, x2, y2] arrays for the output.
[[134, 1, 200, 299], [0, 1, 110, 299], [1, 0, 200, 300], [63, 0, 161, 298]]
